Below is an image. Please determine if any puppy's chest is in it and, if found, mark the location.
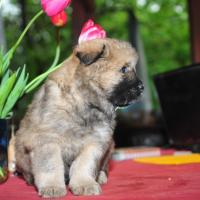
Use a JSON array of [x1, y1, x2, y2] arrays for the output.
[[82, 103, 116, 127], [60, 122, 114, 162]]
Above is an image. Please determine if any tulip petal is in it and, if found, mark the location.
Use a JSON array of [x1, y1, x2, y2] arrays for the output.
[[81, 19, 94, 32], [41, 0, 71, 16], [78, 19, 106, 44]]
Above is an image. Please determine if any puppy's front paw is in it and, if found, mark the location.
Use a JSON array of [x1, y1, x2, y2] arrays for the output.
[[39, 186, 67, 198], [70, 179, 101, 196], [97, 170, 108, 185]]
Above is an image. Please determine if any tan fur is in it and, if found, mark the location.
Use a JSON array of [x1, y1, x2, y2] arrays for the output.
[[15, 38, 139, 198]]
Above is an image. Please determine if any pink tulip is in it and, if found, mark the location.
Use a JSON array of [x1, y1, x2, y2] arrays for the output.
[[78, 19, 106, 44], [50, 10, 67, 26], [41, 0, 71, 16]]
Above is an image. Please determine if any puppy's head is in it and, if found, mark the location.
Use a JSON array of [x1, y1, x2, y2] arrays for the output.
[[73, 38, 144, 107]]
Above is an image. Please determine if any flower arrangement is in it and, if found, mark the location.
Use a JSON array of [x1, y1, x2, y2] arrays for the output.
[[0, 0, 71, 119], [0, 1, 106, 119]]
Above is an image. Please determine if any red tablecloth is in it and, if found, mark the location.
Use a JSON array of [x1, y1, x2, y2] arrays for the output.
[[0, 160, 200, 200]]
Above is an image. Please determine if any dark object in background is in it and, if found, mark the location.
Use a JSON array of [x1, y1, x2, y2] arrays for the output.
[[114, 112, 167, 148], [0, 119, 11, 183], [154, 63, 200, 152]]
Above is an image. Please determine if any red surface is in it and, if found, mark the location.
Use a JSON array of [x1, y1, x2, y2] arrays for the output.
[[0, 160, 200, 200]]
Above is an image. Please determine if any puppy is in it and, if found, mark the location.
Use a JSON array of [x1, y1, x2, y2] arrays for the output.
[[15, 38, 144, 198]]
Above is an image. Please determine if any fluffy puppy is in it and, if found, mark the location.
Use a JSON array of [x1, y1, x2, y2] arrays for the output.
[[15, 38, 144, 198]]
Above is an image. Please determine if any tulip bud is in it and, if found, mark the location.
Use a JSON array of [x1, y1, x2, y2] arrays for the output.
[[50, 10, 67, 27], [78, 19, 106, 44]]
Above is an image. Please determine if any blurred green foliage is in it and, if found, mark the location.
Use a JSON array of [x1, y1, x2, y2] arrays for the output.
[[4, 0, 72, 78], [2, 0, 72, 119], [95, 0, 190, 109], [2, 0, 190, 116], [96, 0, 190, 75]]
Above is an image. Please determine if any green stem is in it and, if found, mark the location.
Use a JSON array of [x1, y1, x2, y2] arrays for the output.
[[50, 42, 61, 69], [2, 10, 44, 73], [24, 41, 61, 93], [12, 10, 44, 53], [50, 28, 61, 69], [24, 62, 62, 94]]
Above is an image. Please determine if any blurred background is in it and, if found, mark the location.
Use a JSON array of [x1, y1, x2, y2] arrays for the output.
[[1, 0, 200, 150]]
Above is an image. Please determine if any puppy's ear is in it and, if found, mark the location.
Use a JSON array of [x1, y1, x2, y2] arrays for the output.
[[75, 44, 107, 66]]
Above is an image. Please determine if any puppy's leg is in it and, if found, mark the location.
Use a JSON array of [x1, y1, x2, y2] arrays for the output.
[[31, 143, 66, 198], [23, 172, 34, 185], [97, 141, 114, 185], [69, 144, 104, 196], [97, 170, 107, 185], [97, 153, 109, 185]]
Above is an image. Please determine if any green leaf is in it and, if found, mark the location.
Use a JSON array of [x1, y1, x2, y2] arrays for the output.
[[0, 72, 17, 117], [2, 48, 14, 75], [0, 50, 3, 77], [0, 167, 4, 177], [21, 72, 29, 97], [1, 66, 29, 118], [0, 70, 10, 87]]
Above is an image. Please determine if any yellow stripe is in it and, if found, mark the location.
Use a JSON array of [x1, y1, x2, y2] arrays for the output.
[[135, 154, 200, 165]]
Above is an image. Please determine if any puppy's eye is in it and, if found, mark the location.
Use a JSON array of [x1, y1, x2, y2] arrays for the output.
[[121, 66, 129, 74]]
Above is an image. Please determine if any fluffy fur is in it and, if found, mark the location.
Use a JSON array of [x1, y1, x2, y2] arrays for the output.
[[15, 38, 143, 198]]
